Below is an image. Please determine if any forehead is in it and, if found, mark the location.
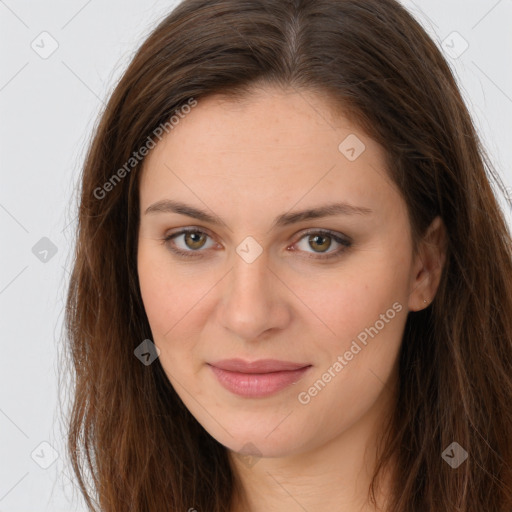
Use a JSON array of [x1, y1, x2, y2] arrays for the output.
[[139, 87, 399, 218]]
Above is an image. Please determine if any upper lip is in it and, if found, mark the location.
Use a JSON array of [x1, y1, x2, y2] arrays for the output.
[[208, 359, 311, 374]]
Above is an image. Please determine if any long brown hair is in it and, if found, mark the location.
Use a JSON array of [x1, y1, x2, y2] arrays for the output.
[[63, 0, 512, 510]]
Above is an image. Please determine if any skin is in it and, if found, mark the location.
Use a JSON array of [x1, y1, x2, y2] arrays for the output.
[[137, 85, 446, 511]]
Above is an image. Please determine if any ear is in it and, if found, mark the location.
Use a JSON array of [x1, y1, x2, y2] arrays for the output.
[[407, 215, 447, 312]]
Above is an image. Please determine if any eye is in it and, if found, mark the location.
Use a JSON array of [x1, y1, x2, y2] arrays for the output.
[[164, 228, 217, 257], [163, 227, 351, 261], [292, 230, 352, 260]]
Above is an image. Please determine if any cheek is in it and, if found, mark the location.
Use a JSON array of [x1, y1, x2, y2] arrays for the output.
[[301, 255, 408, 349], [137, 241, 217, 372], [301, 250, 409, 401], [294, 278, 407, 444], [137, 242, 194, 338], [138, 245, 170, 333], [137, 250, 194, 383]]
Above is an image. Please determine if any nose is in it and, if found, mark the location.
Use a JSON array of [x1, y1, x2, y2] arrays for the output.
[[215, 251, 292, 341]]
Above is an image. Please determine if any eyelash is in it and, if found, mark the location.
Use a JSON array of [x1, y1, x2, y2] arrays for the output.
[[162, 227, 352, 261]]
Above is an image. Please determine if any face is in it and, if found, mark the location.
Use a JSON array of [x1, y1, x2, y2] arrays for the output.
[[137, 86, 436, 459]]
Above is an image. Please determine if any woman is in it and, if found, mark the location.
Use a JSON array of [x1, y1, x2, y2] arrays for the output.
[[64, 0, 512, 510]]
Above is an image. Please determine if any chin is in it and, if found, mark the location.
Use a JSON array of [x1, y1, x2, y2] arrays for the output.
[[204, 417, 309, 459]]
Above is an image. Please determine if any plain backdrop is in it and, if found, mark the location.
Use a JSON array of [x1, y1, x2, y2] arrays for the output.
[[1, 1, 511, 510]]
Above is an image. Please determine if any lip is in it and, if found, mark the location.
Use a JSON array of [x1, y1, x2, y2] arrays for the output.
[[209, 358, 310, 373], [208, 359, 312, 398]]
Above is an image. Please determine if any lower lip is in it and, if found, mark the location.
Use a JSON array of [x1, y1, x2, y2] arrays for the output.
[[208, 364, 311, 398]]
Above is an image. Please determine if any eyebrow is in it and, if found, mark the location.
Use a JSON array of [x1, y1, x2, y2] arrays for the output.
[[144, 199, 373, 228]]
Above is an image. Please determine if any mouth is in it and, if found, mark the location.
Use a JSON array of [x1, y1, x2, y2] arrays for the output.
[[207, 359, 312, 398]]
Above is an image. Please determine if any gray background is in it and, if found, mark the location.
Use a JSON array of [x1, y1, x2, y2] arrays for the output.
[[1, 1, 511, 510]]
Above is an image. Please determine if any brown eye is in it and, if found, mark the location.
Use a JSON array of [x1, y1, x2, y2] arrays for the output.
[[164, 229, 216, 257], [183, 231, 207, 250], [164, 228, 350, 261], [294, 230, 352, 260], [308, 234, 332, 253]]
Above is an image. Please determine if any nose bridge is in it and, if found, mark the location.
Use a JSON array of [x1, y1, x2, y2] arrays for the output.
[[227, 249, 270, 308], [217, 246, 290, 339], [227, 232, 270, 291]]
